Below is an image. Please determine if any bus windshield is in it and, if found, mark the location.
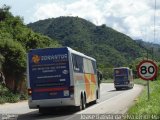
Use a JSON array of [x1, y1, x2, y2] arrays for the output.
[[114, 69, 128, 76], [114, 68, 129, 82]]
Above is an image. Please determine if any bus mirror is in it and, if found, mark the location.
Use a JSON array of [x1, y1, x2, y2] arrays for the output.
[[97, 70, 103, 81], [100, 74, 102, 81]]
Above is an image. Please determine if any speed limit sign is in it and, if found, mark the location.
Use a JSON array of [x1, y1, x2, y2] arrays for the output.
[[137, 60, 158, 80]]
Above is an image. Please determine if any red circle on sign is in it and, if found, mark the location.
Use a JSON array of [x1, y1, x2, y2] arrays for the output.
[[137, 60, 158, 81]]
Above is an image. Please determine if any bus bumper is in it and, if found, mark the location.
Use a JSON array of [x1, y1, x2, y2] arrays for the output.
[[28, 97, 76, 109], [114, 85, 130, 88]]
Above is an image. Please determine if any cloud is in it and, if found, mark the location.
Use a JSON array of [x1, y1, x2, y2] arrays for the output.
[[33, 3, 66, 20], [33, 0, 105, 25], [32, 0, 160, 43]]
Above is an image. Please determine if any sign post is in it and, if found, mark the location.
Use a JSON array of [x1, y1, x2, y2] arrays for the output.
[[147, 80, 150, 100], [137, 60, 158, 100]]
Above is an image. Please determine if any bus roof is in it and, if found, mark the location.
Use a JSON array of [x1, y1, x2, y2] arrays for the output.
[[114, 67, 130, 70], [29, 47, 96, 62], [67, 47, 96, 61]]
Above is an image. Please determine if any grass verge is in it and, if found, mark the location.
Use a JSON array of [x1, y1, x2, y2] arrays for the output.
[[101, 79, 113, 83], [127, 80, 160, 116]]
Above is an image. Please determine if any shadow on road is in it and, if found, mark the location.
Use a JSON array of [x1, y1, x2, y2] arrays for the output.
[[17, 107, 77, 120], [108, 88, 131, 92], [108, 89, 117, 92], [17, 103, 99, 120]]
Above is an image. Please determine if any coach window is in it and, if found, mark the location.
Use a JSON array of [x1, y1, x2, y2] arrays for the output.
[[84, 58, 94, 74], [72, 54, 83, 73], [128, 69, 131, 76], [92, 61, 96, 74]]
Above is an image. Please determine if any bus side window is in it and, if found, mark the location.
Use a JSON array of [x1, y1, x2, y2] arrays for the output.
[[129, 69, 133, 76], [92, 61, 97, 74], [83, 58, 94, 74], [83, 58, 97, 75], [129, 70, 130, 76], [72, 54, 83, 73]]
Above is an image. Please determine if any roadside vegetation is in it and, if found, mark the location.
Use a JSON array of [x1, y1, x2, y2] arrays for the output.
[[0, 5, 59, 95], [132, 79, 147, 86], [127, 79, 160, 116], [0, 5, 59, 104], [0, 84, 27, 104], [102, 79, 113, 83], [102, 78, 147, 85]]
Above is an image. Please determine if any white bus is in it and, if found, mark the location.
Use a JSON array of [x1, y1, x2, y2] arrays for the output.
[[27, 47, 100, 112]]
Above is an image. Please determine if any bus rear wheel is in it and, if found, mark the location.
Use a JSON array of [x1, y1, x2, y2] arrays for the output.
[[78, 95, 86, 111], [116, 88, 121, 91], [39, 107, 47, 114]]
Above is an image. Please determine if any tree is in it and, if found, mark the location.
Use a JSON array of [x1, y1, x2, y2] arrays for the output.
[[0, 5, 11, 21], [0, 54, 4, 70], [0, 39, 26, 93], [0, 5, 59, 93]]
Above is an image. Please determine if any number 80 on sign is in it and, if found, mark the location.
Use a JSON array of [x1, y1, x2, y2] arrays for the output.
[[137, 60, 158, 80]]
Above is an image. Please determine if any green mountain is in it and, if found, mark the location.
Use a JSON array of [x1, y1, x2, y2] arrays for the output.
[[28, 16, 151, 77], [135, 39, 160, 60]]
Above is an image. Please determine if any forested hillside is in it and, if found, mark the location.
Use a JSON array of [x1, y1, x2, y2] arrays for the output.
[[28, 17, 155, 78], [135, 40, 160, 59], [0, 5, 60, 92]]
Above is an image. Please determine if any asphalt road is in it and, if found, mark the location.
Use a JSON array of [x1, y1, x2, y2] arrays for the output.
[[0, 83, 143, 120]]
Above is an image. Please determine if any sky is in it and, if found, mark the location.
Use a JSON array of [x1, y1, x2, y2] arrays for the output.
[[0, 0, 160, 43]]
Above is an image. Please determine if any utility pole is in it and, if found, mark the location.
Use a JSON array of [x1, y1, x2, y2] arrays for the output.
[[152, 0, 157, 60]]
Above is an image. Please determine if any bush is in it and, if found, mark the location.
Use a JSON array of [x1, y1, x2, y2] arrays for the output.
[[0, 84, 23, 104], [0, 97, 5, 104], [5, 92, 20, 103], [19, 93, 28, 100]]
